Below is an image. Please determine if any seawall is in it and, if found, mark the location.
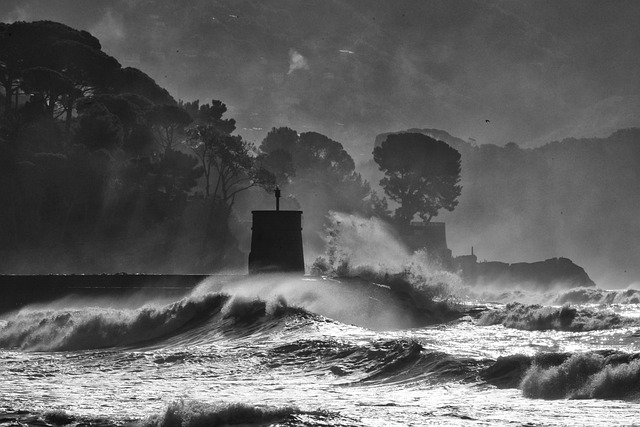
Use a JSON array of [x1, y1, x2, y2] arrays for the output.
[[0, 274, 209, 314]]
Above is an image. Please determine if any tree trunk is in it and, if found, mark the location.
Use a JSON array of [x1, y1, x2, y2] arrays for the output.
[[65, 99, 74, 135], [2, 83, 12, 117]]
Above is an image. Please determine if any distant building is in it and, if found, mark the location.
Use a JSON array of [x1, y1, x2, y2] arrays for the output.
[[399, 220, 596, 288], [402, 221, 453, 268], [452, 248, 478, 283]]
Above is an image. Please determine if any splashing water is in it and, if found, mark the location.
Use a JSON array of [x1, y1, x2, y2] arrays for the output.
[[311, 212, 462, 299], [311, 212, 412, 275]]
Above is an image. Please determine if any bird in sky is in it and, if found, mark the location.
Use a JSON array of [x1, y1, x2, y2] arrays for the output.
[[485, 119, 490, 123]]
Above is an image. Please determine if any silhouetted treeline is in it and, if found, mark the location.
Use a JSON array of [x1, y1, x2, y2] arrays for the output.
[[0, 20, 388, 273], [0, 21, 277, 273]]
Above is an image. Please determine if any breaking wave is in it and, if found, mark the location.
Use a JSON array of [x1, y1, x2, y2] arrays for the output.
[[521, 351, 640, 399], [2, 401, 353, 427], [308, 212, 471, 327], [311, 212, 460, 289], [476, 302, 634, 331], [482, 350, 640, 400], [139, 400, 301, 427], [138, 399, 365, 427], [554, 287, 640, 305], [0, 292, 312, 351]]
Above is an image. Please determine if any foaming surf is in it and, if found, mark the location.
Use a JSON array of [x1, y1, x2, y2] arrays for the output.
[[555, 287, 640, 305], [138, 400, 333, 427], [0, 265, 468, 352], [520, 351, 640, 399], [482, 350, 640, 400], [477, 302, 636, 331], [196, 273, 468, 331], [0, 290, 317, 351]]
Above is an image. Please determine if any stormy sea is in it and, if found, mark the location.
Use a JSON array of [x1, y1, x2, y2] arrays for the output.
[[1, 219, 640, 427]]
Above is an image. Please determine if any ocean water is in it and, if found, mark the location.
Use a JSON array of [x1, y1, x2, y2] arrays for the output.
[[2, 273, 640, 427]]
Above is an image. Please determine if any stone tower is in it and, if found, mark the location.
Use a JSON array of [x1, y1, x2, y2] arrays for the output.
[[248, 187, 305, 274]]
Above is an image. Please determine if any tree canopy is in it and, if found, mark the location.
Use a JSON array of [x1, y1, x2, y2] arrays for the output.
[[186, 124, 274, 207], [255, 127, 388, 251], [259, 127, 359, 188], [0, 21, 122, 124], [181, 99, 236, 132], [0, 20, 221, 272], [373, 133, 462, 227]]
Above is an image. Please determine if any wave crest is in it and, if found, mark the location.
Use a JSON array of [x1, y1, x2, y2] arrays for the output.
[[555, 287, 640, 305], [482, 350, 640, 400], [0, 293, 312, 351], [141, 400, 298, 427], [521, 351, 640, 399], [477, 302, 633, 331], [269, 338, 480, 384]]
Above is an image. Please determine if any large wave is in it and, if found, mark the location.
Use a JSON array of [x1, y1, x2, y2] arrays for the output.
[[196, 272, 469, 330], [140, 400, 303, 427], [521, 351, 640, 399], [0, 266, 476, 352], [0, 400, 354, 427], [0, 292, 312, 351], [476, 302, 635, 331], [308, 212, 471, 326], [554, 287, 640, 305], [482, 350, 640, 400]]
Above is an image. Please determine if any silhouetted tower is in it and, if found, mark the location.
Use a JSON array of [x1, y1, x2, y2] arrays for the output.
[[248, 187, 305, 274]]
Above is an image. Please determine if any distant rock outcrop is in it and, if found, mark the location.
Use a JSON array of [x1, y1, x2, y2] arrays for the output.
[[455, 256, 596, 289]]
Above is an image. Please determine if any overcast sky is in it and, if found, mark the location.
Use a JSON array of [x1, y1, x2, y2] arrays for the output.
[[2, 0, 639, 157]]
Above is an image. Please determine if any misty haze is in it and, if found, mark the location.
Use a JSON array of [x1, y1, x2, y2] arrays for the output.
[[1, 2, 640, 426]]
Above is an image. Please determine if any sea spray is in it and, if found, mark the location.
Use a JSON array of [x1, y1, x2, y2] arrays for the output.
[[311, 212, 412, 276], [310, 211, 464, 304], [311, 212, 458, 284], [197, 273, 463, 330], [0, 293, 229, 351]]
